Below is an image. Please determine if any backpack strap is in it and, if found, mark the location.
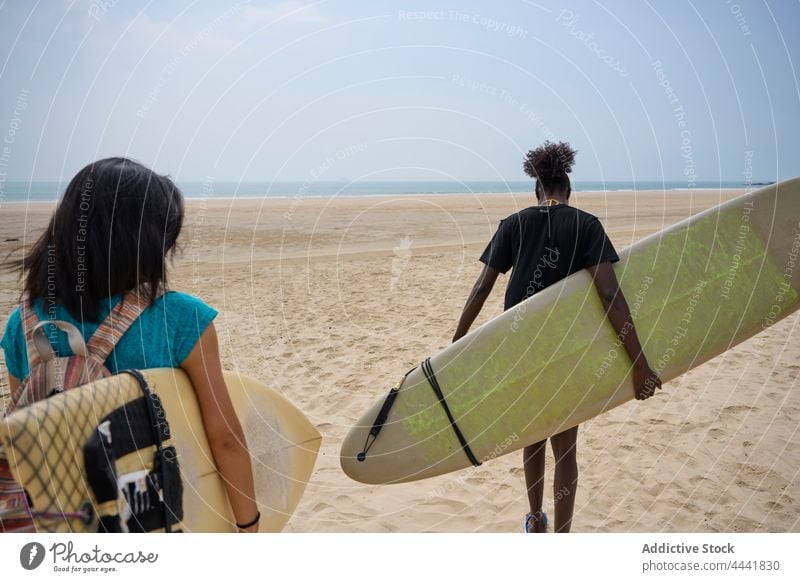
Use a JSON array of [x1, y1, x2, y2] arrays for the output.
[[30, 320, 88, 361], [85, 290, 151, 363], [21, 303, 43, 372]]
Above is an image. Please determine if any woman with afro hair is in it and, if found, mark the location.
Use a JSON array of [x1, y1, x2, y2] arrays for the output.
[[452, 141, 661, 533]]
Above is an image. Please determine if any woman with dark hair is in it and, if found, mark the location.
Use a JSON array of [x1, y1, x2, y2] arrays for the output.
[[1, 158, 259, 532], [452, 141, 661, 533]]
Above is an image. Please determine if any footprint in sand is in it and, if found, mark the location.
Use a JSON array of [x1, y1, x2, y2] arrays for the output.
[[722, 405, 756, 415]]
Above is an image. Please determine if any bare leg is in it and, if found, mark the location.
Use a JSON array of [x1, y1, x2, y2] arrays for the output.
[[523, 441, 547, 532], [550, 425, 578, 533]]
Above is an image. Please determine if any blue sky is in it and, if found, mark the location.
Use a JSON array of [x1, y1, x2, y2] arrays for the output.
[[0, 0, 797, 183]]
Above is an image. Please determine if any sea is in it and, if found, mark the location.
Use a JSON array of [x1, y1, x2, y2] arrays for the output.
[[0, 180, 758, 203]]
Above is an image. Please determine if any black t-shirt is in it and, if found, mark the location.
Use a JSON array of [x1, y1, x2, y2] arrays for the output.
[[480, 204, 620, 309]]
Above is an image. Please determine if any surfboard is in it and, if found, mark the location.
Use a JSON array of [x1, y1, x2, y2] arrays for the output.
[[151, 370, 321, 532], [0, 369, 321, 532], [341, 179, 800, 484]]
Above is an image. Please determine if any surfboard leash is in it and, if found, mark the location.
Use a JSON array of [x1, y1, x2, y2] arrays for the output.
[[357, 359, 482, 468], [421, 358, 482, 467], [121, 369, 179, 533], [356, 367, 416, 462]]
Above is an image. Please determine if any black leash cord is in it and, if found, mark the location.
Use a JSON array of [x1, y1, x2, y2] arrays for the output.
[[122, 369, 173, 533], [421, 358, 481, 467], [357, 367, 416, 462]]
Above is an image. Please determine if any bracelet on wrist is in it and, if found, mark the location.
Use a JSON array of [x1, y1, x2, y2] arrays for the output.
[[236, 511, 260, 530]]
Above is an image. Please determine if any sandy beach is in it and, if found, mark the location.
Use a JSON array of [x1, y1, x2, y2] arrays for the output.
[[1, 188, 798, 533]]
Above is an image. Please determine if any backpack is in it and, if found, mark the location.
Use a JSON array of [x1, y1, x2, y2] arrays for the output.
[[0, 290, 147, 532]]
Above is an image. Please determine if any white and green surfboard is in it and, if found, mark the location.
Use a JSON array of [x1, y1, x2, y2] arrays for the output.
[[341, 179, 800, 484]]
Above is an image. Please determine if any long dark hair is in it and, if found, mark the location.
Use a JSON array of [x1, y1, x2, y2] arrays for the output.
[[7, 157, 184, 321], [523, 140, 577, 199]]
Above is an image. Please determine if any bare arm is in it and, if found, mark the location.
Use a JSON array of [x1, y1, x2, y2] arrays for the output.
[[181, 323, 259, 531], [586, 262, 662, 400], [453, 264, 500, 342]]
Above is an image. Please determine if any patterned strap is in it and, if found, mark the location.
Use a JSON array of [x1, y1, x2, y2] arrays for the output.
[[0, 454, 34, 532], [21, 304, 42, 372], [1, 317, 33, 530], [31, 320, 88, 361], [85, 290, 150, 363]]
